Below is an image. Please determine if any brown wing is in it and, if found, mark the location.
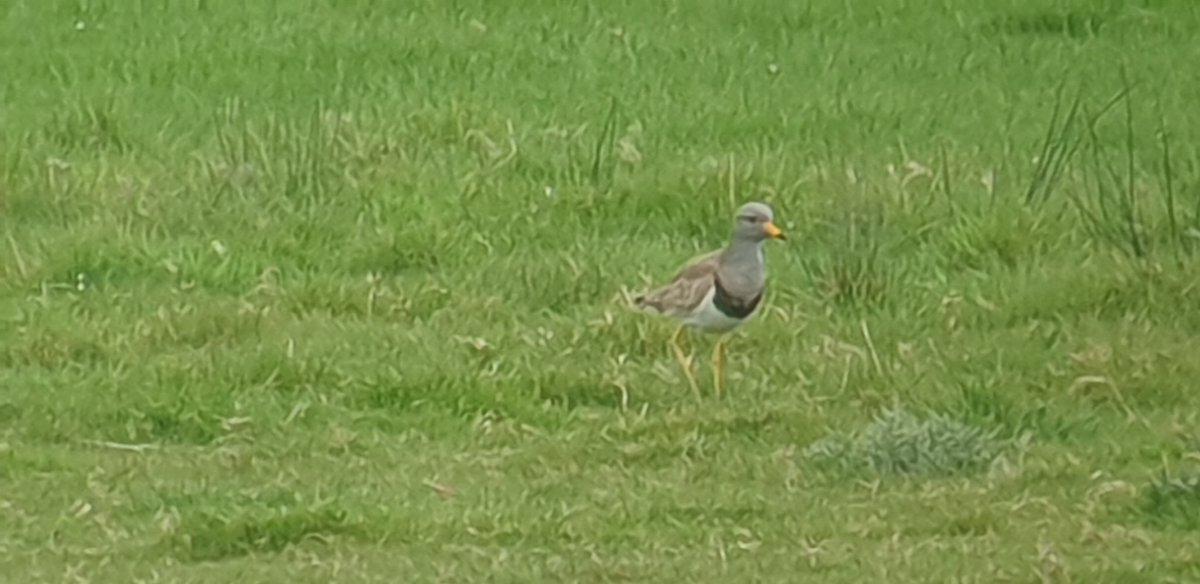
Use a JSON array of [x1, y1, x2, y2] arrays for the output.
[[633, 250, 719, 316]]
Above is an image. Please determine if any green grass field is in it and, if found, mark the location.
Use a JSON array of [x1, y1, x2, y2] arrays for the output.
[[3, 0, 1200, 581]]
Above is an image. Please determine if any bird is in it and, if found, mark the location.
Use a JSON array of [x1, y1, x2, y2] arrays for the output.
[[632, 202, 785, 400]]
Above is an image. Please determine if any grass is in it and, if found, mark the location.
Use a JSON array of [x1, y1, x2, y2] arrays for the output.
[[3, 0, 1200, 581]]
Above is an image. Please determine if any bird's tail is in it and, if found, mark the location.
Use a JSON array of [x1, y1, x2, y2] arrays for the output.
[[622, 284, 662, 313], [630, 292, 663, 313]]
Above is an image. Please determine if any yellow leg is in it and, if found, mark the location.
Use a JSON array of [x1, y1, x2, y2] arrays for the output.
[[712, 335, 728, 399], [670, 325, 702, 401]]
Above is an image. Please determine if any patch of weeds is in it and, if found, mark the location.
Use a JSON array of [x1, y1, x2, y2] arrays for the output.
[[938, 508, 1001, 536], [344, 237, 443, 275], [0, 446, 67, 479], [899, 507, 1004, 538], [956, 381, 1096, 443], [148, 303, 273, 349], [103, 380, 237, 445], [533, 369, 623, 410], [0, 401, 19, 423], [43, 99, 133, 153], [351, 367, 505, 420], [1180, 430, 1200, 456], [356, 370, 459, 412], [1140, 472, 1200, 531], [802, 209, 897, 307], [941, 209, 1046, 271], [114, 403, 225, 445], [695, 411, 783, 438], [804, 406, 1002, 477], [984, 11, 1110, 39], [645, 502, 768, 527], [167, 501, 368, 561], [4, 330, 113, 369], [224, 349, 341, 394]]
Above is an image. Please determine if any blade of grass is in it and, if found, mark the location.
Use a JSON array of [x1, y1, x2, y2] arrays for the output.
[[1156, 100, 1180, 255], [1120, 67, 1145, 258], [589, 96, 619, 190], [1024, 81, 1083, 207]]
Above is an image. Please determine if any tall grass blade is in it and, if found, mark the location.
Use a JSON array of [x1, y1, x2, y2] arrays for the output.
[[589, 96, 619, 189], [1024, 82, 1083, 207], [1120, 69, 1145, 258], [1157, 105, 1180, 254]]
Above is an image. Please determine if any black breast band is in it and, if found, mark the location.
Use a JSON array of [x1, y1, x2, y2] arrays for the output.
[[712, 279, 763, 319]]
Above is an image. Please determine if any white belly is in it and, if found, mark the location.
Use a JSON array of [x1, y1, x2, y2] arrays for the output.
[[682, 287, 755, 333]]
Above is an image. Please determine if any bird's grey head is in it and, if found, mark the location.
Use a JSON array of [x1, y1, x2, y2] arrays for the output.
[[732, 202, 785, 242]]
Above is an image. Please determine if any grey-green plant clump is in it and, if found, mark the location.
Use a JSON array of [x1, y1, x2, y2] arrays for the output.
[[804, 407, 1003, 476]]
